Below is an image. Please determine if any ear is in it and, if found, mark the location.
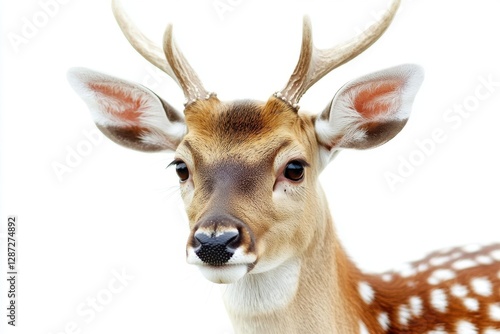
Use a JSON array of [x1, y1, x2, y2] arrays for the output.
[[315, 64, 424, 154], [67, 67, 185, 152]]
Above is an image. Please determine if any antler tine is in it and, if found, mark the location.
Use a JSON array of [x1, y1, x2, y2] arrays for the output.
[[275, 0, 401, 110], [111, 0, 212, 106], [162, 25, 213, 105]]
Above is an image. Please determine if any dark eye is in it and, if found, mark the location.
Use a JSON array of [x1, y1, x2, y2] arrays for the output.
[[175, 161, 189, 182], [284, 161, 305, 181]]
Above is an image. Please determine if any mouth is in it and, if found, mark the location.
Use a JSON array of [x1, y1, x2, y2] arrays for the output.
[[187, 247, 257, 284], [196, 264, 252, 284]]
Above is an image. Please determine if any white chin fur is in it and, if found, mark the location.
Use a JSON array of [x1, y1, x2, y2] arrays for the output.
[[198, 264, 249, 284]]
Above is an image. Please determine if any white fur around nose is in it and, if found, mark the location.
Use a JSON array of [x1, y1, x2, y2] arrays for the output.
[[186, 246, 257, 266], [186, 235, 258, 284]]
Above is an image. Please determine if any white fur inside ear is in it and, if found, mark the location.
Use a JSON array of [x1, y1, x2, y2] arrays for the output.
[[138, 122, 186, 150], [315, 64, 424, 151], [67, 67, 186, 150]]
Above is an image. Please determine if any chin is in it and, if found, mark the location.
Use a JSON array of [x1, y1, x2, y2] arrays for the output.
[[197, 264, 250, 284]]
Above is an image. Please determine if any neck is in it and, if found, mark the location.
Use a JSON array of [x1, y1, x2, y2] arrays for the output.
[[221, 199, 368, 334]]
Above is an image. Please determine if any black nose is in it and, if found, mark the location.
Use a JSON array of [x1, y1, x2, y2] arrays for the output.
[[193, 230, 241, 266]]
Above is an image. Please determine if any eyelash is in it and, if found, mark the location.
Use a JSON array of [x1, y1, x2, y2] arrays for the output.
[[167, 159, 182, 168]]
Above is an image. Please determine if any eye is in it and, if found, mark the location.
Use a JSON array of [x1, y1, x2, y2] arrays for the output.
[[170, 160, 189, 182], [284, 160, 305, 181]]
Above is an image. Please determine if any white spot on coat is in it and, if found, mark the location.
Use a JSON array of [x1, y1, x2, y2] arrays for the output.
[[398, 304, 411, 326], [409, 296, 423, 317], [489, 303, 500, 321], [381, 274, 393, 282], [451, 284, 469, 298], [428, 269, 456, 285], [476, 255, 494, 265], [359, 281, 375, 305], [470, 277, 493, 297], [456, 320, 477, 334], [359, 320, 370, 334], [430, 289, 448, 312], [484, 328, 500, 334], [427, 325, 447, 334], [452, 259, 478, 270], [429, 256, 451, 266], [491, 249, 500, 261], [463, 298, 479, 312], [418, 263, 429, 272], [462, 244, 482, 253], [378, 312, 390, 331]]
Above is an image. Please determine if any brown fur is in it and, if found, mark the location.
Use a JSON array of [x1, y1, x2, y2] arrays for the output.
[[359, 244, 500, 333], [70, 2, 499, 331], [178, 96, 368, 332], [175, 96, 500, 333], [77, 78, 499, 332]]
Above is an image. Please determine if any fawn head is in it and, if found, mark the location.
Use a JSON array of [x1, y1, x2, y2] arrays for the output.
[[68, 0, 423, 283]]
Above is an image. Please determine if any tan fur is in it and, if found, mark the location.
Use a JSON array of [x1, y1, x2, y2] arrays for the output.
[[70, 66, 499, 333], [175, 96, 500, 333], [68, 2, 498, 331], [174, 96, 370, 333]]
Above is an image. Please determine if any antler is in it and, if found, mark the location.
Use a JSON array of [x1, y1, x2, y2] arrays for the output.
[[111, 0, 213, 105], [275, 0, 401, 109]]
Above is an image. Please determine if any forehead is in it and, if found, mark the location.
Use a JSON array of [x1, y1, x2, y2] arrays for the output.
[[179, 97, 313, 164]]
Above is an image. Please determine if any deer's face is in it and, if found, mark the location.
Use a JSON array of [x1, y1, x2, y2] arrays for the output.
[[68, 0, 424, 284], [174, 98, 321, 282]]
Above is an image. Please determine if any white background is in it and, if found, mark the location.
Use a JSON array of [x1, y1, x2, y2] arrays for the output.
[[1, 0, 499, 333]]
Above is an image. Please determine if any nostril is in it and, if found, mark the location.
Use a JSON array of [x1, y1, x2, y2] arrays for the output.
[[218, 231, 239, 249], [193, 233, 208, 248], [195, 231, 239, 247], [225, 231, 241, 250], [193, 230, 240, 266]]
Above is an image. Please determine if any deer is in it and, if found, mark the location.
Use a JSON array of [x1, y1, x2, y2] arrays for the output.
[[67, 0, 500, 333]]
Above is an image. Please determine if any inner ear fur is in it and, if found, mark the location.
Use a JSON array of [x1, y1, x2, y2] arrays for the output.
[[67, 67, 186, 152], [315, 64, 424, 151]]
